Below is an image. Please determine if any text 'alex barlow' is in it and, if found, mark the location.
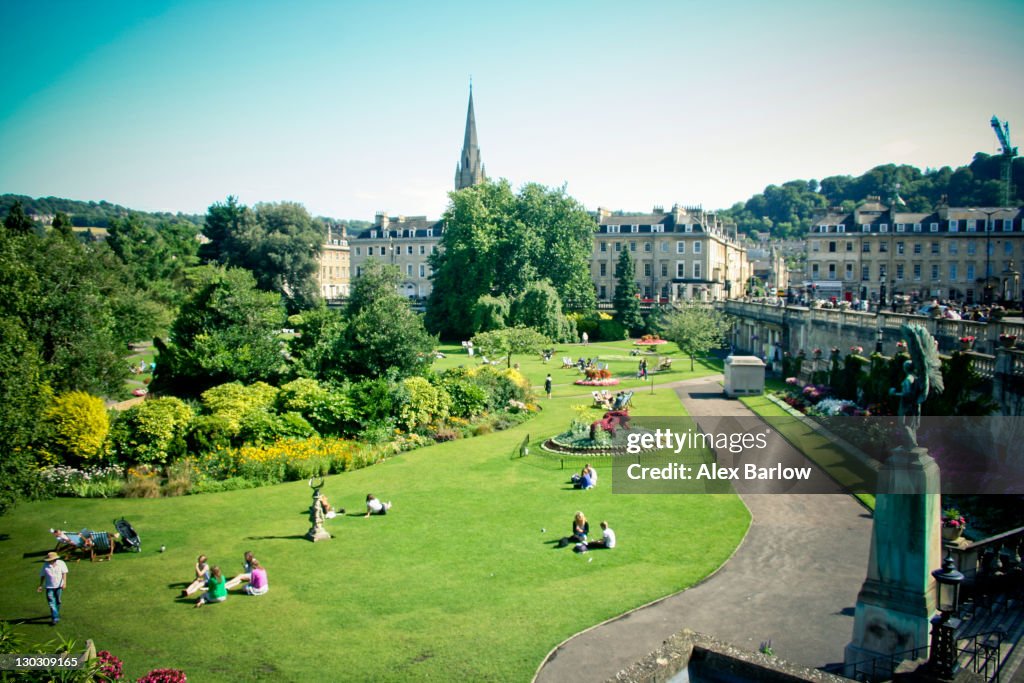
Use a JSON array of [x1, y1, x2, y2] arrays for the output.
[[626, 463, 812, 481]]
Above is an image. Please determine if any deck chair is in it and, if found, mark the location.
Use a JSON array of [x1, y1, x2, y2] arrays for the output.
[[87, 531, 115, 562], [561, 357, 574, 369]]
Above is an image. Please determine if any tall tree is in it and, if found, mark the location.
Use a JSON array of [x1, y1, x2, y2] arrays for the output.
[[200, 197, 322, 312], [510, 280, 576, 342], [427, 179, 595, 339], [660, 302, 731, 371], [153, 266, 287, 396], [3, 200, 34, 235], [51, 211, 74, 239], [470, 326, 550, 369], [612, 249, 644, 335]]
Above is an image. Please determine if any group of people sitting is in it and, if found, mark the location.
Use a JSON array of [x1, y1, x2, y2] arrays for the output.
[[570, 464, 598, 490], [559, 511, 616, 552], [182, 551, 269, 607], [317, 493, 392, 519]]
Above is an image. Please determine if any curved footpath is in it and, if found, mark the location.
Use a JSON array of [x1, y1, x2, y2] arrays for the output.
[[534, 376, 873, 682]]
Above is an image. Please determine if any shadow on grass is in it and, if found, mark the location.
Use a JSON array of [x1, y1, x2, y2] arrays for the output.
[[244, 535, 309, 541], [5, 615, 53, 626], [0, 533, 10, 541], [22, 550, 51, 560]]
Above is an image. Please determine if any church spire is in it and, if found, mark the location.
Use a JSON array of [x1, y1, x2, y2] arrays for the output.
[[455, 83, 485, 190]]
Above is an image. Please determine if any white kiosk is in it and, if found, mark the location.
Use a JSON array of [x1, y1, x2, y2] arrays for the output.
[[723, 355, 765, 398]]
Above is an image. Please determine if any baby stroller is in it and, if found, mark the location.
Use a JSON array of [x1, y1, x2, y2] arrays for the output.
[[114, 517, 141, 553]]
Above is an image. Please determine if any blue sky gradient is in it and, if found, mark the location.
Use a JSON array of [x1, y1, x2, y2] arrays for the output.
[[2, 0, 1022, 219]]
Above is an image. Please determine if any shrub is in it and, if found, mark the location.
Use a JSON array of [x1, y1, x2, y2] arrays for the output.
[[44, 391, 110, 463], [441, 378, 488, 418], [200, 382, 279, 434], [109, 397, 193, 465], [398, 377, 451, 431], [349, 377, 400, 430], [596, 318, 627, 341], [277, 378, 353, 435], [432, 426, 460, 442], [472, 423, 493, 437], [467, 365, 530, 410], [237, 410, 315, 445], [191, 437, 360, 486], [185, 415, 235, 454], [122, 466, 161, 498], [161, 460, 194, 497]]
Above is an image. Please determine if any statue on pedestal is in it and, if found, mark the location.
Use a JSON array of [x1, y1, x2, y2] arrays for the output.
[[306, 477, 331, 542], [889, 324, 944, 447]]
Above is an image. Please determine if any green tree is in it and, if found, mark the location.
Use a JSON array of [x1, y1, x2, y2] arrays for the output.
[[612, 249, 644, 335], [510, 280, 576, 342], [3, 200, 35, 235], [200, 197, 322, 312], [660, 303, 731, 371], [471, 294, 511, 333], [470, 326, 550, 368], [153, 267, 287, 396], [427, 180, 595, 338], [51, 211, 74, 239]]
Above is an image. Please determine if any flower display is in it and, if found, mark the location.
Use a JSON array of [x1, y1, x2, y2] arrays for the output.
[[785, 377, 799, 385], [942, 508, 967, 529], [136, 669, 187, 683], [959, 336, 975, 344], [97, 650, 123, 680], [849, 346, 863, 355]]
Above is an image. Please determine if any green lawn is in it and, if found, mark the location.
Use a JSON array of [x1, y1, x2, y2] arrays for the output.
[[0, 346, 748, 681], [738, 391, 877, 509]]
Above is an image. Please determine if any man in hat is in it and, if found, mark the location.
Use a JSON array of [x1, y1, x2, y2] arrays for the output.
[[37, 551, 69, 625]]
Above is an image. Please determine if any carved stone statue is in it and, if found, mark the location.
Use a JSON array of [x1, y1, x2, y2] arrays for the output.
[[889, 324, 944, 447], [306, 477, 330, 542]]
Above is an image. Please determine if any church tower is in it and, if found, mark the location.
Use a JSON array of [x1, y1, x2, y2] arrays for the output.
[[455, 85, 485, 190]]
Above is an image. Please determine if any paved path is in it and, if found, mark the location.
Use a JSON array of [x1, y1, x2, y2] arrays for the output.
[[534, 376, 873, 682]]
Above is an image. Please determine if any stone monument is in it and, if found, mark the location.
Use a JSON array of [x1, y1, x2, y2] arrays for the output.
[[306, 477, 331, 542], [845, 324, 944, 678]]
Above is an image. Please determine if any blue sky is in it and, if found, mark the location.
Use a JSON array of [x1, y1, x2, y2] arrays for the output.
[[1, 0, 1022, 220]]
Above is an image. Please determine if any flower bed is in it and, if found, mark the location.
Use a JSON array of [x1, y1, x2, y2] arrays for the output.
[[574, 378, 621, 386], [634, 337, 668, 345]]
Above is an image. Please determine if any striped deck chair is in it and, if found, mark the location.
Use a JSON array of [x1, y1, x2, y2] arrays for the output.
[[88, 531, 115, 562]]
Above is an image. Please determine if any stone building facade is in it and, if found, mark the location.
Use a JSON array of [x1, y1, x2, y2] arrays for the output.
[[806, 198, 1024, 305], [317, 223, 350, 300], [350, 214, 443, 300]]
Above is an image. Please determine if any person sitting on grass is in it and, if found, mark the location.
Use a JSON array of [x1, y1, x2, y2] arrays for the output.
[[587, 521, 616, 550], [570, 464, 597, 490], [365, 494, 392, 517], [243, 559, 269, 596], [224, 551, 255, 591], [181, 554, 211, 597], [194, 566, 227, 608], [318, 494, 342, 519]]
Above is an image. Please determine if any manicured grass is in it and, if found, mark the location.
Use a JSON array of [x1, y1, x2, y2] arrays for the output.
[[738, 392, 877, 509], [0, 352, 748, 681]]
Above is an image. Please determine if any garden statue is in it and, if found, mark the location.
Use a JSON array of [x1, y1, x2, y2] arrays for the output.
[[889, 323, 943, 447], [306, 477, 330, 542]]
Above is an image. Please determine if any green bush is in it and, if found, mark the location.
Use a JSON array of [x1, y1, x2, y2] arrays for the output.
[[349, 377, 400, 430], [596, 319, 627, 341], [109, 396, 193, 464], [398, 376, 452, 431], [200, 381, 279, 433], [237, 410, 316, 445], [467, 365, 529, 410], [441, 378, 488, 418], [185, 414, 235, 454], [44, 391, 110, 463]]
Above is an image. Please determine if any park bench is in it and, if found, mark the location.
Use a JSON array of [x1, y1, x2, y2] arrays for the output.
[[656, 357, 673, 371], [561, 357, 575, 369]]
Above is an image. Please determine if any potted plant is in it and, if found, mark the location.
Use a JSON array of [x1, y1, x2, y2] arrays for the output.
[[959, 335, 976, 351], [999, 333, 1018, 349], [941, 508, 967, 541]]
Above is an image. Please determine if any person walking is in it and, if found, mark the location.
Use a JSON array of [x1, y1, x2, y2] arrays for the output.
[[581, 331, 589, 345], [544, 374, 552, 399], [38, 552, 69, 625]]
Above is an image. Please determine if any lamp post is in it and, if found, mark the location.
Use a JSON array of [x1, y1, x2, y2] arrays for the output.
[[928, 552, 964, 679]]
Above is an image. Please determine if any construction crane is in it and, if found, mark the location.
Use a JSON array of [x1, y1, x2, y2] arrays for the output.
[[990, 115, 1018, 205]]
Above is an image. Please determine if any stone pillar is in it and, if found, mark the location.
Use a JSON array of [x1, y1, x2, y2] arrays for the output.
[[844, 447, 942, 678]]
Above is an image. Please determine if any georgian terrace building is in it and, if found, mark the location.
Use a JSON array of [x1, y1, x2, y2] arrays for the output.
[[591, 205, 751, 303], [317, 223, 351, 301], [805, 198, 1024, 305], [349, 213, 443, 300]]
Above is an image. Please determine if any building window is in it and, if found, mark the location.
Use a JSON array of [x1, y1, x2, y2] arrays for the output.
[[896, 224, 906, 232], [949, 241, 958, 255], [405, 245, 411, 255], [913, 223, 922, 232], [837, 224, 846, 233], [676, 241, 685, 254], [661, 263, 668, 277], [370, 230, 378, 238], [880, 242, 889, 253], [845, 263, 854, 279], [879, 264, 887, 279], [643, 286, 651, 298], [967, 242, 976, 255], [931, 264, 939, 280], [949, 263, 958, 281], [651, 225, 664, 233], [846, 241, 853, 252], [811, 240, 820, 252], [930, 223, 939, 232], [913, 243, 922, 255], [897, 241, 905, 254], [967, 220, 977, 233], [368, 247, 374, 256], [861, 265, 870, 281], [419, 264, 426, 278], [599, 285, 607, 299], [1005, 241, 1014, 256], [828, 241, 837, 253], [896, 264, 904, 280], [930, 242, 939, 254], [607, 225, 620, 233], [406, 264, 413, 276], [862, 242, 871, 253], [828, 264, 837, 280], [660, 242, 668, 252], [426, 229, 433, 237], [683, 224, 693, 233], [356, 266, 363, 277], [600, 242, 607, 252], [676, 262, 686, 278], [355, 246, 362, 256], [966, 264, 975, 281], [692, 262, 701, 278], [811, 264, 820, 277], [948, 220, 958, 232], [629, 241, 636, 252], [630, 224, 639, 233], [644, 242, 652, 252], [599, 263, 607, 277], [615, 242, 622, 252], [419, 245, 426, 255], [1004, 219, 1015, 232], [693, 242, 702, 254], [913, 264, 921, 280], [431, 245, 436, 254], [643, 263, 652, 277], [861, 224, 871, 232], [880, 224, 889, 232]]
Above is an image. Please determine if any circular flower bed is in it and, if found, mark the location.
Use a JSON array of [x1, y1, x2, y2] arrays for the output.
[[574, 378, 621, 386], [543, 425, 656, 456], [634, 338, 667, 345]]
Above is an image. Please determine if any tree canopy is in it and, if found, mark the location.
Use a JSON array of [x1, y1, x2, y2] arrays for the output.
[[660, 302, 731, 371], [200, 197, 322, 312], [470, 326, 550, 369], [426, 180, 596, 339], [612, 249, 644, 336]]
